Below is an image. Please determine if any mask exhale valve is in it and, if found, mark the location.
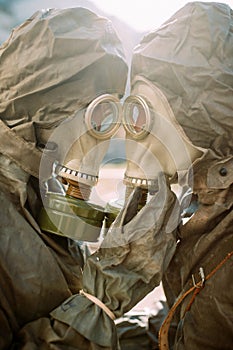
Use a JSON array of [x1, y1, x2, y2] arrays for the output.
[[66, 180, 91, 201], [59, 163, 96, 201]]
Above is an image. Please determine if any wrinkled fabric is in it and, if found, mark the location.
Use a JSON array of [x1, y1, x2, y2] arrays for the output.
[[0, 7, 128, 179], [116, 303, 168, 350], [0, 167, 84, 349], [131, 2, 233, 160], [16, 174, 179, 349], [0, 8, 179, 349], [116, 312, 151, 350], [2, 2, 233, 350], [162, 184, 233, 349], [0, 7, 127, 124], [0, 7, 134, 350], [114, 301, 169, 350]]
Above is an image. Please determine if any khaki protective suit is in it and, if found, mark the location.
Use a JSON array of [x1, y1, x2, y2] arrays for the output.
[[130, 2, 233, 349], [0, 7, 178, 350]]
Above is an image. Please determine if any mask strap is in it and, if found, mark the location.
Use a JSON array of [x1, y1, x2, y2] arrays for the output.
[[79, 289, 116, 320], [0, 119, 55, 178]]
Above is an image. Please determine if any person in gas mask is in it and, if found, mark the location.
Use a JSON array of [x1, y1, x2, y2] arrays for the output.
[[0, 6, 179, 350], [121, 2, 233, 349]]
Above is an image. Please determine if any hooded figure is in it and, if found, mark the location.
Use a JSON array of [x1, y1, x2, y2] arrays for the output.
[[124, 1, 233, 349], [0, 6, 180, 350], [0, 7, 129, 349]]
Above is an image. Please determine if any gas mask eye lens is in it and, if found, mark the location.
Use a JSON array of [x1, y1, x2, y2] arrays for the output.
[[123, 95, 152, 139], [131, 103, 146, 132], [91, 103, 114, 132], [85, 94, 122, 139]]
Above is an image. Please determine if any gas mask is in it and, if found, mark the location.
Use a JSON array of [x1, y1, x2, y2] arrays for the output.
[[0, 5, 128, 241], [38, 94, 122, 242], [122, 76, 202, 208]]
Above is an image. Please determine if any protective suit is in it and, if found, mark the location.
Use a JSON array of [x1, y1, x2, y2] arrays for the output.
[[0, 7, 178, 350], [127, 2, 233, 349]]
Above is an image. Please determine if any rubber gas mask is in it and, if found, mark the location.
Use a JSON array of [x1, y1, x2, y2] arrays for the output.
[[122, 76, 202, 208], [38, 94, 122, 241]]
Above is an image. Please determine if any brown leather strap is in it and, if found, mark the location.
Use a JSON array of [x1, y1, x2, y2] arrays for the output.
[[159, 251, 233, 350]]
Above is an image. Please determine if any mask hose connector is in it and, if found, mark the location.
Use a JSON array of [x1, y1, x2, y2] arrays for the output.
[[66, 179, 92, 201]]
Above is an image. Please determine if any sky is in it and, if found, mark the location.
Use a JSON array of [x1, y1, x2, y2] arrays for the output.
[[88, 0, 233, 31], [11, 0, 233, 33]]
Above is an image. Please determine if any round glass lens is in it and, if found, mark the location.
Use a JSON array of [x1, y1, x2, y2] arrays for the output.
[[91, 101, 117, 133], [123, 95, 152, 139], [85, 94, 122, 139]]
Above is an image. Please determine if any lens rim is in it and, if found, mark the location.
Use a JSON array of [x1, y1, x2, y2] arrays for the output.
[[85, 94, 122, 140], [122, 95, 153, 140]]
